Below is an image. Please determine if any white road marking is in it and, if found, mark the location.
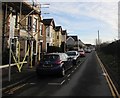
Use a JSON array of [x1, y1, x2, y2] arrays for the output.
[[96, 53, 120, 97], [5, 83, 26, 94], [29, 83, 36, 85], [48, 83, 61, 85], [102, 73, 107, 76], [68, 78, 70, 81], [48, 80, 66, 85], [60, 80, 66, 85], [67, 74, 71, 77], [48, 59, 87, 86]]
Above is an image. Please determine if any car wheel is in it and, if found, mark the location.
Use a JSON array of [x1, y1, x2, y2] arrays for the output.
[[73, 60, 76, 65]]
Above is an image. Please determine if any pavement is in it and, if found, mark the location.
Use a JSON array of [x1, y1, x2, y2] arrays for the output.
[[1, 64, 36, 91]]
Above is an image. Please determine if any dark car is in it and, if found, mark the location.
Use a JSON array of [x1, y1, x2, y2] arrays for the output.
[[36, 53, 73, 77]]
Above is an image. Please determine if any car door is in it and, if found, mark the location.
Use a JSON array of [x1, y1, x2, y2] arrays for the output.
[[59, 53, 66, 71], [62, 53, 72, 70]]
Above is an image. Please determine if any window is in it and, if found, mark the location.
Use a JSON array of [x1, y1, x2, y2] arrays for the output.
[[56, 32, 59, 39], [33, 18, 37, 32], [46, 26, 50, 37], [33, 41, 36, 53], [28, 16, 32, 31], [15, 13, 18, 28], [42, 55, 59, 61], [57, 35, 59, 39], [40, 23, 43, 35]]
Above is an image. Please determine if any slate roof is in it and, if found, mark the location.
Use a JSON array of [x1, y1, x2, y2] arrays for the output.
[[55, 26, 62, 31], [62, 30, 67, 35], [42, 18, 55, 28], [67, 36, 78, 41]]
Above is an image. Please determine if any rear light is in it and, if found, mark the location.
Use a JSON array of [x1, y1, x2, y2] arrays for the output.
[[55, 59, 62, 64]]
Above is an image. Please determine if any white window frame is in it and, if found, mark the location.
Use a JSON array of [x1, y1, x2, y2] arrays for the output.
[[40, 23, 43, 36], [33, 17, 38, 32]]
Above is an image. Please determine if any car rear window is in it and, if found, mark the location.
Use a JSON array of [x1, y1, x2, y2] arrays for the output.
[[66, 52, 76, 56], [42, 54, 59, 61], [79, 50, 84, 52]]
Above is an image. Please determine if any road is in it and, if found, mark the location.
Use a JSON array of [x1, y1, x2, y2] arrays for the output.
[[3, 51, 113, 96]]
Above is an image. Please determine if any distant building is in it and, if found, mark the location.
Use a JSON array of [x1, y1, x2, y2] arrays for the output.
[[66, 36, 80, 51], [78, 39, 85, 48], [66, 35, 85, 51]]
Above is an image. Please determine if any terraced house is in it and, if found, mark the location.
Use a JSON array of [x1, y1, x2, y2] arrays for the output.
[[61, 30, 67, 52], [42, 18, 56, 52], [66, 36, 79, 51], [2, 2, 43, 67], [2, 2, 79, 68], [54, 26, 62, 47], [42, 19, 68, 53], [66, 36, 85, 51]]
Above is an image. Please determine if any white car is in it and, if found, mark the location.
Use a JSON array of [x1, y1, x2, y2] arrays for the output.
[[66, 51, 79, 65], [85, 48, 91, 53]]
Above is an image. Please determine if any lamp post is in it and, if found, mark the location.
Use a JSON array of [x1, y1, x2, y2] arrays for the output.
[[98, 30, 100, 51]]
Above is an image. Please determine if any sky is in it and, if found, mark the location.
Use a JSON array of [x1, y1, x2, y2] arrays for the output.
[[33, 0, 119, 45]]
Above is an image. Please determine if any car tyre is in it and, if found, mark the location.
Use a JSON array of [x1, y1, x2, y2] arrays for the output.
[[73, 60, 76, 65]]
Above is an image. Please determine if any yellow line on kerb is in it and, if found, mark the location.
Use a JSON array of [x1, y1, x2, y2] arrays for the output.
[[96, 53, 120, 98]]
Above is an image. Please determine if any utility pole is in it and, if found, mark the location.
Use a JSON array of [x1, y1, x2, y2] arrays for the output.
[[98, 30, 100, 45], [98, 30, 100, 51]]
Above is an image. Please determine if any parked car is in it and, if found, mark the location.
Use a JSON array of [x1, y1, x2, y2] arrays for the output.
[[36, 53, 73, 77], [85, 48, 91, 53], [66, 51, 79, 65], [78, 49, 86, 57]]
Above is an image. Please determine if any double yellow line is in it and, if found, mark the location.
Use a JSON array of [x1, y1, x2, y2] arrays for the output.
[[96, 53, 120, 98]]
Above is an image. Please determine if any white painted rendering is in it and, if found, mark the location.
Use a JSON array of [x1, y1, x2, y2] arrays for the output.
[[66, 37, 75, 45], [46, 26, 54, 46], [9, 14, 15, 39], [40, 22, 43, 36]]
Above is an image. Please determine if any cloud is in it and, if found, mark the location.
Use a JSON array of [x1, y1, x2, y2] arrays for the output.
[[83, 2, 118, 31], [39, 0, 119, 3], [47, 2, 118, 31], [42, 2, 118, 44]]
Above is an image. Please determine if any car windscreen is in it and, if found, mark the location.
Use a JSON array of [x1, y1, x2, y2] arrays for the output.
[[66, 52, 77, 56], [42, 54, 59, 61]]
